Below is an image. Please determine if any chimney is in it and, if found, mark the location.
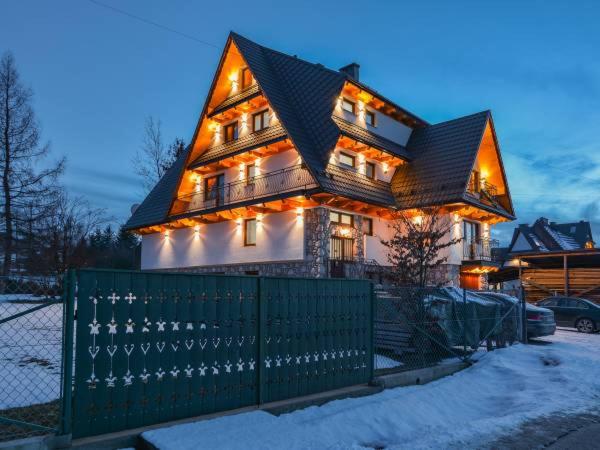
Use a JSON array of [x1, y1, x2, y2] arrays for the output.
[[339, 63, 360, 81]]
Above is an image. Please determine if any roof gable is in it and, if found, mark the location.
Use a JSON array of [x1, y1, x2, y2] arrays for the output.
[[391, 110, 514, 219], [230, 33, 345, 176]]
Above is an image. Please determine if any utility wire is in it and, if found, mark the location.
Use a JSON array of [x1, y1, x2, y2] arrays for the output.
[[87, 0, 220, 49]]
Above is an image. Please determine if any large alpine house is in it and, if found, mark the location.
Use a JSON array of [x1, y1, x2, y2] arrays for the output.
[[125, 32, 515, 288]]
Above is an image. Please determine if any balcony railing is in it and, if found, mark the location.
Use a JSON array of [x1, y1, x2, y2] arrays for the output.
[[177, 164, 317, 214], [463, 238, 500, 261], [467, 179, 498, 198]]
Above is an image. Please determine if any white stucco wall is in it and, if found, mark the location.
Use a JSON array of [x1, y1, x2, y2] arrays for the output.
[[330, 147, 394, 183], [364, 214, 469, 267], [141, 210, 304, 270], [364, 217, 394, 264], [334, 106, 413, 146]]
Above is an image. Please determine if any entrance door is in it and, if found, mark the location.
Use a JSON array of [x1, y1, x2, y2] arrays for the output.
[[460, 273, 481, 290], [330, 236, 354, 278]]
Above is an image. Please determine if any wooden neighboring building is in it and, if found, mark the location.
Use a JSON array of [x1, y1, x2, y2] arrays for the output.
[[490, 218, 599, 303]]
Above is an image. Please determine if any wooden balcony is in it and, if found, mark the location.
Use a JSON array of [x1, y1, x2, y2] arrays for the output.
[[175, 164, 317, 215]]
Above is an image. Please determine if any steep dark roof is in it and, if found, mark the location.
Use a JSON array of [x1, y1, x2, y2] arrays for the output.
[[392, 111, 489, 208], [332, 116, 411, 160], [507, 217, 595, 254], [124, 147, 190, 230], [230, 32, 345, 178], [208, 84, 262, 118], [322, 164, 395, 206], [188, 123, 287, 169]]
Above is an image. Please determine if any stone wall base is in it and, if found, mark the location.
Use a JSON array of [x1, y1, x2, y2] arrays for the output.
[[164, 261, 315, 278]]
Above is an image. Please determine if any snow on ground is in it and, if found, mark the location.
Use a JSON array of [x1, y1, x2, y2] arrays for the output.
[[375, 353, 403, 369], [144, 330, 600, 450], [0, 303, 63, 408]]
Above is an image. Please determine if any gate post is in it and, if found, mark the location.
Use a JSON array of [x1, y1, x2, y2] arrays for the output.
[[59, 269, 76, 436]]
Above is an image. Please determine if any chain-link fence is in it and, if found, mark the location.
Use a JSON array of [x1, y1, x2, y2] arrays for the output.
[[374, 287, 523, 374], [0, 276, 65, 442]]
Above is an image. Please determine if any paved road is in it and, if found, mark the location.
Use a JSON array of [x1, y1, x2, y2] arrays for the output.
[[485, 411, 600, 449]]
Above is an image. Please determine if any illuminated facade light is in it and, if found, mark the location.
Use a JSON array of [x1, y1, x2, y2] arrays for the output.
[[236, 217, 243, 226], [296, 207, 304, 218], [256, 213, 263, 223], [164, 229, 170, 239], [382, 162, 389, 173]]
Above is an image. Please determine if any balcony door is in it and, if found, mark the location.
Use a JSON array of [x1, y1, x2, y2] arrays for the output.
[[204, 174, 225, 207], [330, 236, 353, 278], [463, 220, 480, 260]]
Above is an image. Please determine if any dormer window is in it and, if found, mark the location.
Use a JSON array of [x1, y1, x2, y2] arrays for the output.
[[339, 152, 355, 168], [253, 109, 269, 132], [224, 122, 238, 143], [365, 110, 376, 126], [241, 67, 253, 90], [342, 98, 356, 114]]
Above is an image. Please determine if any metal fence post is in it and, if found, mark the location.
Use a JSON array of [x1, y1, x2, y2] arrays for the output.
[[462, 288, 468, 356], [369, 283, 375, 382], [59, 269, 76, 436], [520, 285, 528, 344]]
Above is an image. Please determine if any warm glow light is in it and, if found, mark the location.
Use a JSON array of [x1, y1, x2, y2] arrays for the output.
[[413, 215, 423, 226], [164, 229, 170, 239], [453, 213, 460, 224], [382, 162, 389, 173], [255, 157, 261, 167], [241, 113, 248, 126], [193, 225, 200, 238], [236, 217, 243, 226], [339, 227, 351, 237], [296, 207, 304, 219]]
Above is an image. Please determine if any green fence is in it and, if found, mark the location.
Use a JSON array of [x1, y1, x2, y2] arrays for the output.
[[71, 269, 373, 438]]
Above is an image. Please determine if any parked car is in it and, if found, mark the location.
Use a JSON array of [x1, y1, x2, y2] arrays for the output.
[[537, 297, 600, 333], [525, 303, 556, 338]]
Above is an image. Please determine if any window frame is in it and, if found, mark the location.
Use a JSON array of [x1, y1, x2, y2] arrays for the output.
[[341, 98, 356, 115], [223, 122, 238, 143], [365, 161, 376, 179], [339, 152, 356, 168], [252, 109, 269, 132], [330, 211, 353, 226], [244, 218, 257, 246], [241, 67, 253, 90], [365, 110, 376, 127], [363, 217, 373, 236]]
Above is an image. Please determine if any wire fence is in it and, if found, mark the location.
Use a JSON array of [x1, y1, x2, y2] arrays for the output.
[[0, 276, 65, 442], [374, 287, 523, 374]]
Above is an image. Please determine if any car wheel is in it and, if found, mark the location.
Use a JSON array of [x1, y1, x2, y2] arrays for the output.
[[575, 318, 595, 333]]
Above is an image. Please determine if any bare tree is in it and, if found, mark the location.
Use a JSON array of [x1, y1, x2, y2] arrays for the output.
[[38, 193, 109, 275], [381, 207, 460, 287], [133, 116, 186, 193], [0, 52, 65, 276]]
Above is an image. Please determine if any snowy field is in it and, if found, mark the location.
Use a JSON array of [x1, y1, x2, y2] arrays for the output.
[[0, 303, 63, 409], [143, 330, 600, 450]]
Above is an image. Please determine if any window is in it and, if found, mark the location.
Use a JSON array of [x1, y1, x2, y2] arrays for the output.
[[246, 164, 256, 185], [330, 211, 353, 226], [339, 152, 355, 168], [253, 110, 269, 132], [245, 270, 259, 276], [241, 67, 253, 89], [342, 98, 355, 114], [224, 122, 238, 143], [244, 219, 256, 246], [365, 161, 376, 179], [204, 174, 224, 204], [540, 298, 559, 307], [365, 110, 376, 126], [363, 217, 373, 236]]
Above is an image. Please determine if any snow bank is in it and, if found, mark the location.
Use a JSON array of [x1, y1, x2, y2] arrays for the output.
[[143, 330, 600, 450]]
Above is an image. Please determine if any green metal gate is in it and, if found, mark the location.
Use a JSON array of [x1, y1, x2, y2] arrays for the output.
[[71, 270, 372, 438]]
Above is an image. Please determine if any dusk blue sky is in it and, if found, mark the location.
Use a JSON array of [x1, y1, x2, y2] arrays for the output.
[[2, 0, 599, 243]]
